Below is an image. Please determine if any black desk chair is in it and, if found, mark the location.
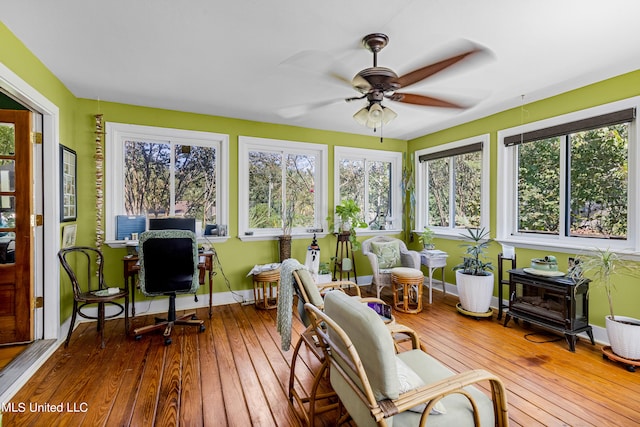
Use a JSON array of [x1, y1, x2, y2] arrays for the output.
[[132, 230, 205, 345], [58, 246, 129, 349]]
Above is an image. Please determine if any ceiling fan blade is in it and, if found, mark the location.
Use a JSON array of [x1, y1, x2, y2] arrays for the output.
[[277, 98, 346, 119], [395, 45, 484, 89], [387, 92, 467, 109]]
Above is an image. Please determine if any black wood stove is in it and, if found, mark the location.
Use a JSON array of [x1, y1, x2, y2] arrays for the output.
[[504, 269, 595, 352]]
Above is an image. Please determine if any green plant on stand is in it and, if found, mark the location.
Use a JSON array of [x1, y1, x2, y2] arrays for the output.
[[418, 226, 435, 250], [318, 262, 331, 275], [332, 199, 367, 251]]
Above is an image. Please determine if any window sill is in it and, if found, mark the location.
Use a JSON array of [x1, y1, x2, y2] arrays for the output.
[[238, 232, 329, 242], [495, 236, 640, 259], [105, 236, 230, 249], [236, 228, 403, 242]]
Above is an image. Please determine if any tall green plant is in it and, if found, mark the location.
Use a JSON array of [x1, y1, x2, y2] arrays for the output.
[[453, 227, 493, 276], [571, 248, 639, 320]]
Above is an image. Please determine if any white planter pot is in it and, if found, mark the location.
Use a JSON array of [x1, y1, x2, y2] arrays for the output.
[[316, 274, 332, 284], [606, 315, 640, 360], [456, 270, 494, 314]]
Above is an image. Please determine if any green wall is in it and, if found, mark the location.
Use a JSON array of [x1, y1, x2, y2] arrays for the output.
[[408, 70, 640, 327]]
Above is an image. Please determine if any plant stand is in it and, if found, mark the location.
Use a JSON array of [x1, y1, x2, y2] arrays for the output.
[[602, 346, 640, 372], [456, 303, 493, 319], [497, 252, 516, 320], [333, 231, 357, 283]]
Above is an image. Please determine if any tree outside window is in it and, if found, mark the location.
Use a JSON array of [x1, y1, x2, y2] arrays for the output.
[[425, 150, 482, 228], [105, 122, 228, 242], [248, 151, 316, 231], [517, 124, 628, 239], [239, 136, 327, 237], [335, 147, 401, 231], [123, 140, 217, 224]]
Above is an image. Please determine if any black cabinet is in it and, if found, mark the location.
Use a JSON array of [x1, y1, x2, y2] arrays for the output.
[[504, 269, 594, 352]]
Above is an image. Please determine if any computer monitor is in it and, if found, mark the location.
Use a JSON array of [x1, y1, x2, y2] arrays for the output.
[[148, 217, 196, 233]]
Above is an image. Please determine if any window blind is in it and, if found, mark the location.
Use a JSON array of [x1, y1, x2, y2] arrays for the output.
[[504, 108, 636, 147], [418, 142, 483, 162]]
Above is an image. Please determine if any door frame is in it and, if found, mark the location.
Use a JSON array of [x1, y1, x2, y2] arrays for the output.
[[0, 62, 60, 341]]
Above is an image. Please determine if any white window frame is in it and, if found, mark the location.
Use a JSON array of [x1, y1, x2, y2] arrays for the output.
[[238, 136, 328, 240], [414, 134, 490, 238], [334, 146, 403, 234], [497, 97, 640, 253], [105, 122, 229, 245]]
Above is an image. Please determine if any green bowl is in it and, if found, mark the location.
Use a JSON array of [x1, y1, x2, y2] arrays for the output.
[[531, 258, 559, 271]]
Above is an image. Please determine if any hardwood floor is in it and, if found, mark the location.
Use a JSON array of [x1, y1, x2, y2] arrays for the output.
[[3, 288, 639, 426]]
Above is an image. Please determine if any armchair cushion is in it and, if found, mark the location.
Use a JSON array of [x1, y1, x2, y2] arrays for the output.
[[296, 269, 324, 307], [371, 240, 402, 269], [396, 350, 495, 426], [396, 356, 446, 415], [324, 291, 399, 401]]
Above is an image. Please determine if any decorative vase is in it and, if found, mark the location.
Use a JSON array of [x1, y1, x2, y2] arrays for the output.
[[279, 235, 292, 262], [606, 315, 640, 360], [456, 270, 494, 314]]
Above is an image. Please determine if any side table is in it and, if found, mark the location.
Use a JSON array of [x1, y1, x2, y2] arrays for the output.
[[420, 250, 448, 304], [391, 267, 424, 314], [253, 268, 280, 309]]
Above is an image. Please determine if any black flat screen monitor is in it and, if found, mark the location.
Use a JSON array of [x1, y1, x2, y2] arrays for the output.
[[148, 217, 196, 233]]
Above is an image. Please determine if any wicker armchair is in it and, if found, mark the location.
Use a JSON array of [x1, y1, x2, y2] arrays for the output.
[[287, 264, 423, 426], [306, 291, 509, 427], [362, 236, 421, 299]]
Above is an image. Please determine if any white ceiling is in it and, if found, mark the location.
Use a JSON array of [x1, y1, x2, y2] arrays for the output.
[[3, 0, 640, 140]]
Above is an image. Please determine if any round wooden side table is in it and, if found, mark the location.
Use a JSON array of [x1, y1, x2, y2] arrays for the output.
[[253, 268, 280, 309], [391, 267, 424, 314]]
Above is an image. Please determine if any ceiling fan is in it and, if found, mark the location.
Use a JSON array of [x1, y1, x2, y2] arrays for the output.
[[343, 33, 485, 130]]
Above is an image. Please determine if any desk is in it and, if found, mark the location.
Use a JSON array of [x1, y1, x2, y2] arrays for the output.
[[420, 250, 448, 304], [123, 251, 215, 319]]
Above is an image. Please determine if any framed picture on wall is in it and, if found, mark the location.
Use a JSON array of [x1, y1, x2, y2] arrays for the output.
[[62, 224, 77, 248], [60, 145, 77, 221]]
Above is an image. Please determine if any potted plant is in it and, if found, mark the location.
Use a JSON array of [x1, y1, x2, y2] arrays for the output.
[[452, 227, 494, 315], [572, 248, 640, 361], [418, 226, 435, 250], [316, 261, 332, 284], [279, 198, 296, 262], [333, 199, 367, 251]]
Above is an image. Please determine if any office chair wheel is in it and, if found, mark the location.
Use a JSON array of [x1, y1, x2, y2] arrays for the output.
[[164, 337, 172, 345], [199, 325, 206, 333]]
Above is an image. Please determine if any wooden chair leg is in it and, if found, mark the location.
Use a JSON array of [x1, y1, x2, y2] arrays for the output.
[[65, 302, 78, 348]]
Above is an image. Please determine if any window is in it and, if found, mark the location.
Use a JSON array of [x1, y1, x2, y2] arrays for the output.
[[497, 98, 638, 251], [238, 136, 327, 238], [105, 123, 228, 242], [334, 147, 402, 231], [415, 135, 490, 236]]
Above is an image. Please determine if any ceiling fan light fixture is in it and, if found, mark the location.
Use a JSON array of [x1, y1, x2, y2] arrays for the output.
[[381, 105, 397, 124], [353, 106, 370, 126], [353, 103, 397, 129]]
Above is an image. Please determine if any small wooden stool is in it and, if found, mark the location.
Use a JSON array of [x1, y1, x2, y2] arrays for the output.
[[253, 268, 280, 309], [392, 267, 424, 314]]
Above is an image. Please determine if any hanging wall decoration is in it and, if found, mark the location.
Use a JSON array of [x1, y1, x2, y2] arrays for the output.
[[95, 114, 105, 248]]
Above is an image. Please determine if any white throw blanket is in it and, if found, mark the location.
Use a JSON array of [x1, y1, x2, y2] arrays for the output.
[[276, 258, 306, 351]]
